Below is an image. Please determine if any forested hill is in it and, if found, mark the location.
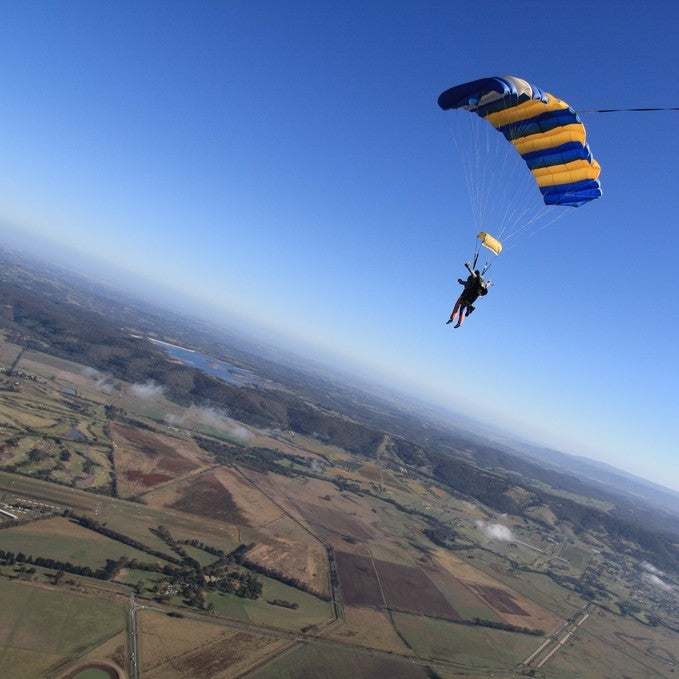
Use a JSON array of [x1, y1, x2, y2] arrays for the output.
[[0, 280, 677, 574]]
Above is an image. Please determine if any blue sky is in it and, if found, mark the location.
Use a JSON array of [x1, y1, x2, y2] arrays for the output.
[[0, 1, 677, 491]]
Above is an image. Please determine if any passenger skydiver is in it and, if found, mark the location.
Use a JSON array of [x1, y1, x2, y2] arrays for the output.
[[446, 262, 490, 328]]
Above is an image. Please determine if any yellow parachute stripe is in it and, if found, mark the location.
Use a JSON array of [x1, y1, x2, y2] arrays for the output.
[[484, 93, 569, 129], [533, 163, 601, 187], [477, 231, 502, 255], [531, 158, 598, 178], [510, 124, 586, 155]]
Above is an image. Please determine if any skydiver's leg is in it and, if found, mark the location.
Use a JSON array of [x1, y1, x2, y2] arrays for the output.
[[448, 297, 462, 323], [454, 307, 466, 328]]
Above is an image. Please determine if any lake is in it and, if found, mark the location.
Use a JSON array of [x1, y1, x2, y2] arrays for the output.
[[149, 339, 274, 389]]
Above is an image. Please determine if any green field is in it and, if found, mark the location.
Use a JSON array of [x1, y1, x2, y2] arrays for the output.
[[0, 516, 170, 569], [461, 548, 584, 619], [113, 567, 166, 589], [429, 573, 503, 622], [391, 611, 540, 670], [247, 643, 430, 679], [559, 543, 592, 570], [0, 578, 126, 678], [204, 573, 332, 630]]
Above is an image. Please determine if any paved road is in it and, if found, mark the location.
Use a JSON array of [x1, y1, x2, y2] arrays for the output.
[[128, 593, 142, 679]]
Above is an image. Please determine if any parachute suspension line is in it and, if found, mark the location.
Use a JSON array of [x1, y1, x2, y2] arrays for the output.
[[495, 118, 550, 241], [449, 111, 481, 229], [580, 107, 679, 114], [501, 207, 571, 251], [446, 102, 581, 255], [501, 207, 557, 247], [455, 113, 508, 246]]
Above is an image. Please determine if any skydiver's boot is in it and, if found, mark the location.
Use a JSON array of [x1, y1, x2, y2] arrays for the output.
[[446, 318, 454, 325], [466, 305, 475, 316]]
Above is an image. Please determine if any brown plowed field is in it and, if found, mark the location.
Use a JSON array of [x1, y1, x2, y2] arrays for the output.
[[295, 500, 372, 541], [335, 550, 460, 619], [169, 472, 245, 523], [112, 422, 208, 496], [247, 538, 329, 597], [113, 423, 198, 474], [139, 609, 287, 679], [335, 551, 384, 607], [468, 584, 529, 616], [375, 559, 461, 619], [126, 470, 173, 487]]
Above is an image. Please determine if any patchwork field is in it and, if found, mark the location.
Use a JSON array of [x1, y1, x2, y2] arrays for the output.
[[0, 335, 675, 679]]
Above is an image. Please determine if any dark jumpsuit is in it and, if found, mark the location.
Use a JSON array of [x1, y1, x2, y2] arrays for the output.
[[449, 273, 487, 326]]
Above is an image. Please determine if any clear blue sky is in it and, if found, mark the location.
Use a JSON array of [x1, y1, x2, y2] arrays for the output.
[[0, 1, 677, 491]]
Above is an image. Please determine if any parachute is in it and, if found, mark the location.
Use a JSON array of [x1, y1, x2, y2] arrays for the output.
[[438, 76, 601, 261]]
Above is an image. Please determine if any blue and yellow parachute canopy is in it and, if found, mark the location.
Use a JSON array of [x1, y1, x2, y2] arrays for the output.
[[438, 76, 602, 207]]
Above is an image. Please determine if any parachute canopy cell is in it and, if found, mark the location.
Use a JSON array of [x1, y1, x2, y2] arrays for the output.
[[477, 232, 502, 255], [438, 76, 602, 207]]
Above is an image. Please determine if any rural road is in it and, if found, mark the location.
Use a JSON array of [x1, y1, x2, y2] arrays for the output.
[[128, 593, 144, 679]]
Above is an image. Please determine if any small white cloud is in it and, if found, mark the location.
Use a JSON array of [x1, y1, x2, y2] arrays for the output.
[[475, 520, 513, 542], [310, 459, 325, 473], [163, 412, 187, 426], [95, 377, 116, 395], [82, 368, 116, 394], [130, 381, 164, 399], [642, 572, 673, 592], [642, 562, 665, 576], [163, 405, 253, 441]]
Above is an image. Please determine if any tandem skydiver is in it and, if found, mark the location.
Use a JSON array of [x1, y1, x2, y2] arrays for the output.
[[446, 261, 491, 328]]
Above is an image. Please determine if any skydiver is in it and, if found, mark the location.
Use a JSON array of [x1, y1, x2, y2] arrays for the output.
[[446, 262, 490, 328]]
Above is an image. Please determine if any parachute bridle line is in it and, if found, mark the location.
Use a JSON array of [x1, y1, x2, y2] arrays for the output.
[[581, 107, 679, 114]]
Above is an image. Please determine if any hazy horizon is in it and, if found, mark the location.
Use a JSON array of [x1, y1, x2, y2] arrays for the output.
[[1, 226, 677, 498]]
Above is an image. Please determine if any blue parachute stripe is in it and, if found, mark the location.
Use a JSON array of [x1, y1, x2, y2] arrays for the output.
[[498, 109, 582, 141], [522, 143, 593, 170], [541, 179, 602, 206]]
